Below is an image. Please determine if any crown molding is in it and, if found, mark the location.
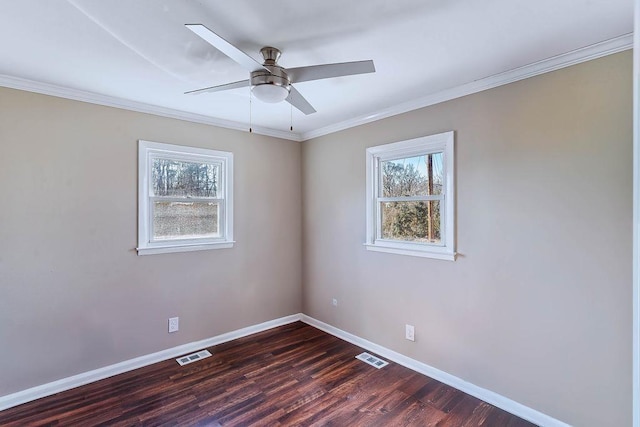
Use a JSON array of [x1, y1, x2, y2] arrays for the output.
[[0, 74, 303, 142], [0, 33, 631, 143], [301, 33, 633, 141]]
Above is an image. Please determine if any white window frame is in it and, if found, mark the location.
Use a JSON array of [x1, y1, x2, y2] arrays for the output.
[[365, 131, 455, 260], [137, 140, 234, 255]]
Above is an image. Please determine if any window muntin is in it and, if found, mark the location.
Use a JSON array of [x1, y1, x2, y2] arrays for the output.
[[365, 132, 455, 260], [137, 140, 234, 255]]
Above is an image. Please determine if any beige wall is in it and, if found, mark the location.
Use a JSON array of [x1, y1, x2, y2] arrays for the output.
[[0, 51, 633, 426], [0, 88, 302, 395], [302, 51, 632, 426]]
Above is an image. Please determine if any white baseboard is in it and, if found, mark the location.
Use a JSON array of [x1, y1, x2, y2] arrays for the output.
[[1, 312, 569, 427], [301, 315, 570, 427], [0, 313, 302, 412]]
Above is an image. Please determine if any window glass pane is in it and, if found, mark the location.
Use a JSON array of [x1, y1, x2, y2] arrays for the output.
[[380, 200, 441, 243], [153, 201, 219, 240], [151, 158, 218, 197], [381, 153, 443, 197]]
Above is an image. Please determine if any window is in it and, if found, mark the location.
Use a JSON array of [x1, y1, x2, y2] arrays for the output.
[[365, 131, 455, 260], [137, 140, 234, 255]]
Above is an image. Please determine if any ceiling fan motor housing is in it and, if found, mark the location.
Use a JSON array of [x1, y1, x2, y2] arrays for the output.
[[251, 66, 290, 90]]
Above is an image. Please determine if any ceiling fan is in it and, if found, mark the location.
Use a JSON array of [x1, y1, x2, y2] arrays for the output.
[[184, 24, 375, 115]]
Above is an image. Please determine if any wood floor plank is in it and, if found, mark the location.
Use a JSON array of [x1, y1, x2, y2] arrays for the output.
[[370, 396, 446, 427], [0, 322, 537, 426]]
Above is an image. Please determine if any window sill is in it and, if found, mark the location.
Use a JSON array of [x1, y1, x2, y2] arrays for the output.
[[137, 241, 235, 256], [364, 243, 456, 261]]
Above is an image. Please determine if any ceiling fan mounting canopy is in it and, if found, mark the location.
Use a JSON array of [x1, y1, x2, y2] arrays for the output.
[[259, 46, 282, 64], [184, 24, 376, 115]]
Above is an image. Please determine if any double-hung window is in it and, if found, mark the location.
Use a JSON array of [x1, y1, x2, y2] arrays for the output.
[[137, 140, 234, 255], [365, 131, 455, 260]]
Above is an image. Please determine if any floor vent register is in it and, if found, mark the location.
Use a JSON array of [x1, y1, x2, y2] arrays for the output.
[[176, 349, 212, 366], [356, 352, 389, 369]]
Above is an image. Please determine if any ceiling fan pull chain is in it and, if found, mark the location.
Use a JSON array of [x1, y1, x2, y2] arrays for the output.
[[290, 103, 293, 132], [249, 86, 253, 133]]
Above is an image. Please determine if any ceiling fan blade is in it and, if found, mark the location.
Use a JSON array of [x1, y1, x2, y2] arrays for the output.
[[185, 79, 250, 95], [286, 86, 316, 115], [185, 24, 266, 72], [286, 60, 375, 83]]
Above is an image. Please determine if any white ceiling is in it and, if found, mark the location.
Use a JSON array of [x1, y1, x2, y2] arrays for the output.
[[0, 0, 633, 140]]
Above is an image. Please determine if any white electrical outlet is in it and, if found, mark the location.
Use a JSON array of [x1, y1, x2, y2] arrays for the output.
[[168, 317, 179, 333], [405, 324, 415, 341], [332, 298, 338, 307]]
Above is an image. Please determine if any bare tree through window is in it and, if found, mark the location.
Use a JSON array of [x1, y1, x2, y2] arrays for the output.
[[151, 159, 220, 240], [380, 153, 443, 243]]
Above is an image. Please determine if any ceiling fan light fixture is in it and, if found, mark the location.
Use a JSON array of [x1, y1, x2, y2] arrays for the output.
[[250, 66, 291, 104], [252, 84, 290, 103]]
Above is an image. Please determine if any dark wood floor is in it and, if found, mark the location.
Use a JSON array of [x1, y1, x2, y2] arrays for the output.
[[0, 322, 536, 426]]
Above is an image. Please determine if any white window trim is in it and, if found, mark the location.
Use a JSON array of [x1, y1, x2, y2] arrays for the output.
[[137, 140, 234, 255], [365, 131, 456, 260]]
